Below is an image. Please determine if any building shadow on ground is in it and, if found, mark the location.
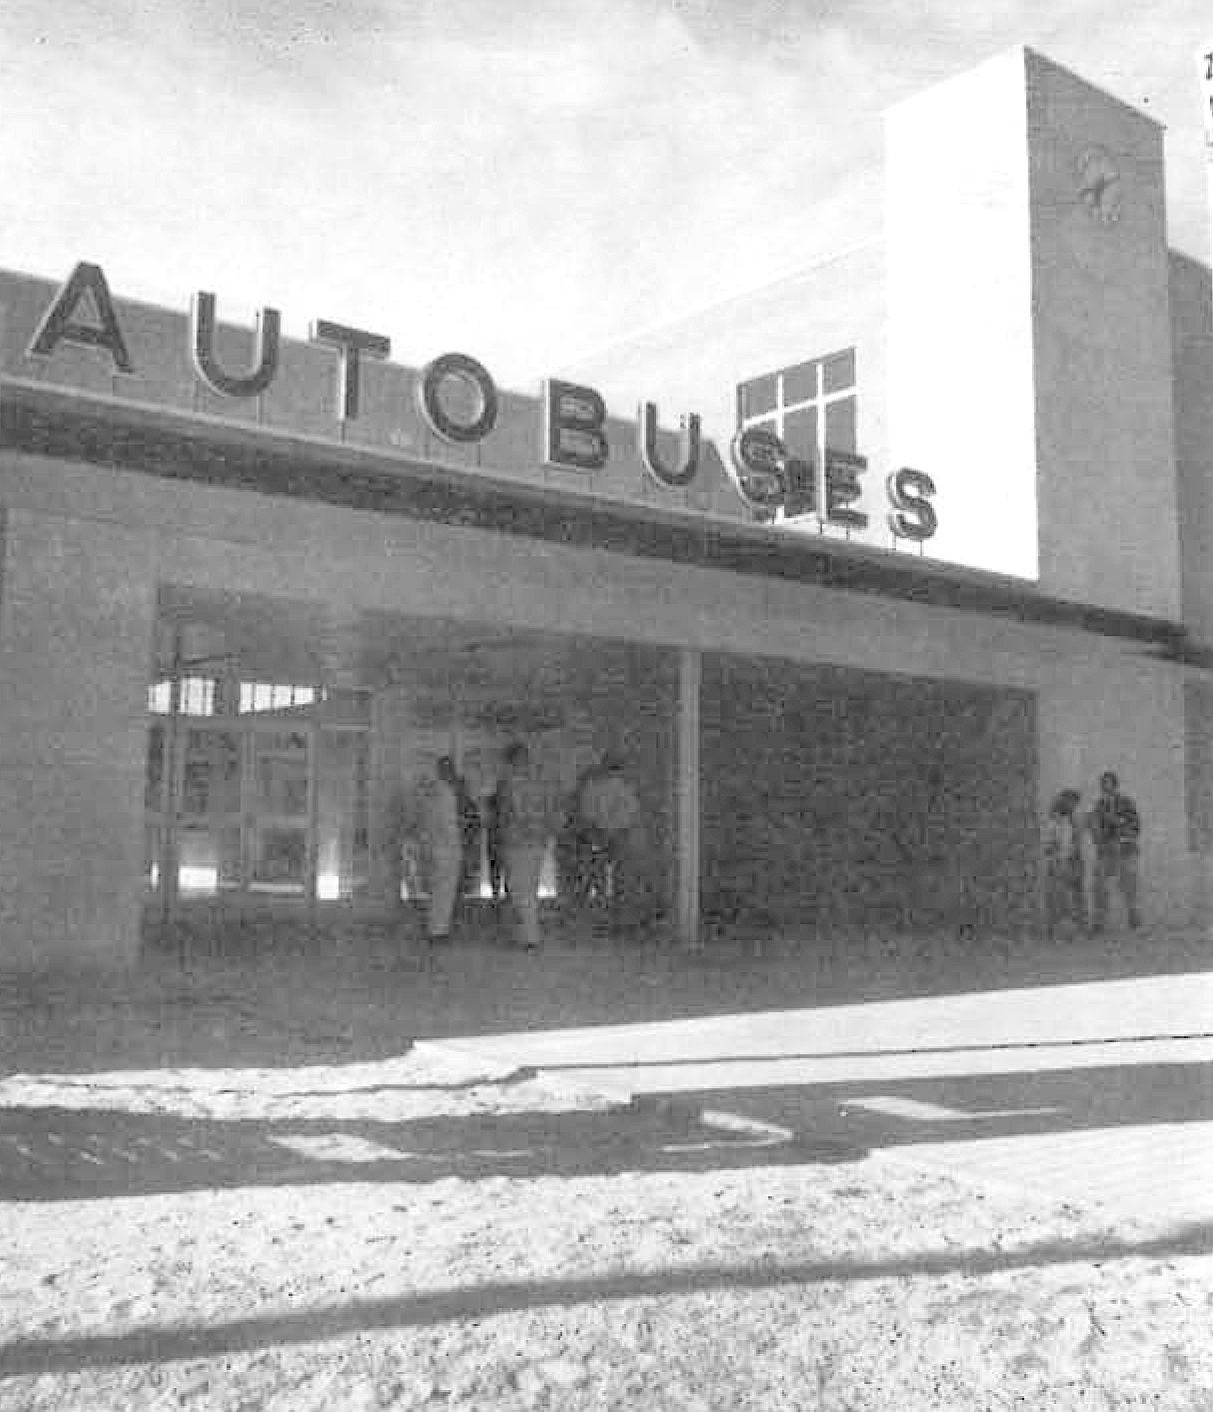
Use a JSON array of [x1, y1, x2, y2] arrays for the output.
[[0, 1058, 1209, 1201], [1, 1220, 1209, 1379], [0, 1099, 866, 1202]]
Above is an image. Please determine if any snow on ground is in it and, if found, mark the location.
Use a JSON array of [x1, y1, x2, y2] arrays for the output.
[[1, 1036, 1211, 1411], [0, 1045, 619, 1122]]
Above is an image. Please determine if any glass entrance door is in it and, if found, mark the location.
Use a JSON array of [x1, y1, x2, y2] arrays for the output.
[[146, 709, 369, 916], [247, 726, 311, 896], [177, 723, 244, 895]]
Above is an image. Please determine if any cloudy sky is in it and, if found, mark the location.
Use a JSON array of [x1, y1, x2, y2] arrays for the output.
[[1, 0, 1209, 389]]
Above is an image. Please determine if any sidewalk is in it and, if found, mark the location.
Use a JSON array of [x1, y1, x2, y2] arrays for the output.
[[2, 923, 1211, 1227], [4, 918, 1209, 1072], [424, 968, 1213, 1226]]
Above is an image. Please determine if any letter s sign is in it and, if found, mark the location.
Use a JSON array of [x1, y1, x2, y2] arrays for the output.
[[728, 426, 788, 511], [886, 467, 937, 541]]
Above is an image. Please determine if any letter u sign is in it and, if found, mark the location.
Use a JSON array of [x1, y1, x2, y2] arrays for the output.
[[191, 292, 281, 398]]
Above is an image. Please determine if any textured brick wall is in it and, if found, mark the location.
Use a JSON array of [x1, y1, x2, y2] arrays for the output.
[[701, 655, 1038, 933]]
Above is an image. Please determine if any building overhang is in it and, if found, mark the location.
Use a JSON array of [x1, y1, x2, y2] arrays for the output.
[[0, 375, 1187, 653]]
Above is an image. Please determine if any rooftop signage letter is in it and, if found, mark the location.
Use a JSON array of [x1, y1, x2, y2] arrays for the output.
[[886, 467, 937, 541], [311, 320, 391, 421], [824, 449, 868, 530], [191, 291, 280, 398], [27, 262, 133, 373], [418, 352, 499, 444], [638, 402, 701, 488], [729, 426, 791, 511], [19, 260, 937, 545], [728, 425, 936, 542], [542, 379, 608, 471], [1199, 46, 1213, 146]]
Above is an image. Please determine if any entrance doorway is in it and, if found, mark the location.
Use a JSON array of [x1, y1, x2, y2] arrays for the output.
[[144, 586, 678, 942], [145, 698, 372, 919]]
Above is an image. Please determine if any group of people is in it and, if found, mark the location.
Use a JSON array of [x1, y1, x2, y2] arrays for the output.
[[1043, 770, 1142, 937], [559, 753, 644, 923], [420, 741, 557, 950], [426, 752, 1144, 948], [419, 743, 647, 951]]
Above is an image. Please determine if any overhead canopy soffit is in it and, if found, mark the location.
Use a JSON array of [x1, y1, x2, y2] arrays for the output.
[[0, 374, 1189, 655]]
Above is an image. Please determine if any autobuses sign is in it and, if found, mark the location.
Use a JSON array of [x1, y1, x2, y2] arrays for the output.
[[24, 261, 937, 542]]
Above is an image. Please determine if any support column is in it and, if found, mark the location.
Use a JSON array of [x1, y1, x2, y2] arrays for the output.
[[676, 647, 701, 949], [158, 623, 184, 928], [367, 686, 399, 910], [0, 508, 157, 970]]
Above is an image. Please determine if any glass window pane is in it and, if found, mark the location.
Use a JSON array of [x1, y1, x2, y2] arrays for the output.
[[216, 827, 243, 890], [824, 395, 857, 453], [739, 374, 777, 419], [177, 825, 240, 892], [178, 678, 201, 716], [822, 349, 856, 394], [250, 828, 308, 892], [321, 689, 372, 726], [782, 406, 818, 463], [782, 360, 818, 406], [254, 731, 309, 815], [316, 729, 370, 901], [177, 829, 220, 894], [181, 728, 241, 816]]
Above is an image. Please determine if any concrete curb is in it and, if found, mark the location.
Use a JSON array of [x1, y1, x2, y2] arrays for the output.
[[414, 1037, 802, 1146]]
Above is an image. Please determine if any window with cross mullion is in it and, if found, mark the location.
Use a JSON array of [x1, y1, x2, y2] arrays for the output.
[[737, 348, 858, 531]]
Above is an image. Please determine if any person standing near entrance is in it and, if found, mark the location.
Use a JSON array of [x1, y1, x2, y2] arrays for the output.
[[1090, 770, 1142, 933], [574, 752, 644, 927], [422, 756, 464, 944], [1042, 788, 1085, 938], [497, 740, 558, 951]]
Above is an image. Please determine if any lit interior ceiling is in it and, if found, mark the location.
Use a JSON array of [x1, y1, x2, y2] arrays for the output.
[[154, 584, 664, 730]]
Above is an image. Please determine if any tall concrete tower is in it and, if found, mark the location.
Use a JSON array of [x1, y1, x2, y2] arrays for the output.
[[886, 47, 1179, 621]]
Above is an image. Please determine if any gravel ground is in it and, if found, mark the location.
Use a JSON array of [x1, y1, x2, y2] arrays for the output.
[[0, 931, 1210, 1409]]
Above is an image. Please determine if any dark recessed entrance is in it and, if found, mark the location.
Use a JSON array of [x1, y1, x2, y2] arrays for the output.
[[701, 655, 1039, 936]]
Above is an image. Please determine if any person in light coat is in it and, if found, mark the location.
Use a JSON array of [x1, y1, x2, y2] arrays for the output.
[[497, 740, 560, 951], [422, 756, 464, 944], [1042, 788, 1085, 938]]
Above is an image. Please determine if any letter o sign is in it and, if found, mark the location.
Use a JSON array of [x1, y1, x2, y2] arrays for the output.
[[418, 352, 499, 444]]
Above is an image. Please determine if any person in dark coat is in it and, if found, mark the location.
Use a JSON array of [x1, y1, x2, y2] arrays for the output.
[[1089, 770, 1141, 932]]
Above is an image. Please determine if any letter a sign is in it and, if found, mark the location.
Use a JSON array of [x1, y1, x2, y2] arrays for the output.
[[1200, 46, 1213, 147]]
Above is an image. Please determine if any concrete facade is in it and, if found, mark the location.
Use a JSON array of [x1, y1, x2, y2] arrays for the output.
[[885, 48, 1039, 581], [0, 45, 1210, 970]]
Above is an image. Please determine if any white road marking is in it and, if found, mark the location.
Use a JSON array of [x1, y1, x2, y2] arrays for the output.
[[844, 1096, 1065, 1123]]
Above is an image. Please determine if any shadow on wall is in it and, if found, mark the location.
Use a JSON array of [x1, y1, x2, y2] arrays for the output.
[[700, 660, 1039, 936]]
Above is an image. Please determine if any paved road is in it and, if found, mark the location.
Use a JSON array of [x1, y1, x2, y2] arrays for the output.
[[425, 971, 1213, 1225]]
